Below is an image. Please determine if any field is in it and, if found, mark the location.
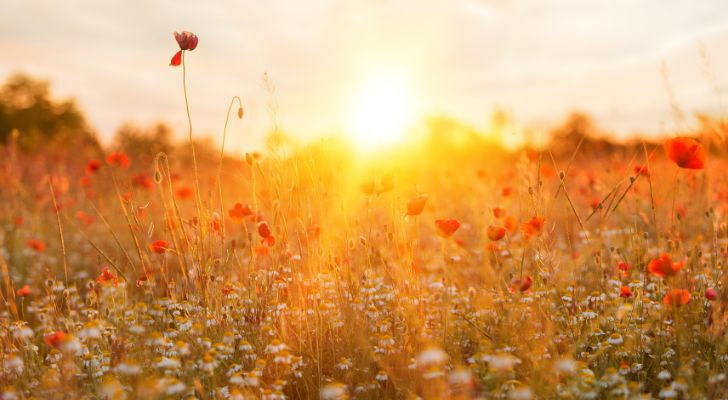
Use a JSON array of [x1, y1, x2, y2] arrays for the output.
[[2, 31, 728, 400]]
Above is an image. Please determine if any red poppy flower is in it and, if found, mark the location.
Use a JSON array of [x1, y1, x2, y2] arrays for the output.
[[492, 206, 506, 219], [16, 285, 30, 297], [257, 221, 272, 239], [435, 219, 460, 238], [663, 288, 691, 306], [174, 31, 198, 51], [79, 175, 92, 188], [664, 137, 705, 170], [222, 284, 235, 295], [377, 174, 394, 194], [308, 224, 321, 239], [26, 239, 46, 253], [106, 151, 131, 168], [590, 198, 600, 211], [170, 31, 198, 66], [44, 331, 67, 348], [647, 253, 684, 278], [617, 262, 632, 276], [14, 216, 24, 226], [487, 225, 506, 241], [504, 215, 517, 233], [95, 266, 118, 286], [86, 159, 102, 174], [150, 240, 169, 254], [229, 203, 254, 221], [175, 186, 193, 200], [257, 221, 275, 246], [132, 173, 153, 190], [210, 219, 222, 234], [633, 164, 650, 177], [406, 194, 428, 216], [521, 216, 545, 237], [255, 244, 270, 256], [620, 286, 633, 298], [361, 181, 375, 195], [706, 287, 717, 301], [508, 275, 533, 293], [75, 210, 95, 226]]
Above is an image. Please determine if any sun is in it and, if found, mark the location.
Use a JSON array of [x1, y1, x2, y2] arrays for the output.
[[346, 70, 416, 150]]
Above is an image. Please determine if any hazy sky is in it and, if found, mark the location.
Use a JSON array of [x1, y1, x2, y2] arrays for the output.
[[2, 0, 728, 151]]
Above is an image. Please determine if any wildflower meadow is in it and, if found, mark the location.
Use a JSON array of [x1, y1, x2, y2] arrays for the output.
[[2, 23, 728, 400]]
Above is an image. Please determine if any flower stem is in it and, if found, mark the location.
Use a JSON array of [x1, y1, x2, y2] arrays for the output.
[[181, 51, 205, 257]]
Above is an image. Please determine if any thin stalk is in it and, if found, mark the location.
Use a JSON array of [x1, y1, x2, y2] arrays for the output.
[[48, 179, 68, 285], [181, 51, 205, 259], [216, 96, 243, 241]]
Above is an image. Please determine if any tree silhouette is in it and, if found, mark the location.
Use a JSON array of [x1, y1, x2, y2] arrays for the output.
[[0, 73, 98, 151]]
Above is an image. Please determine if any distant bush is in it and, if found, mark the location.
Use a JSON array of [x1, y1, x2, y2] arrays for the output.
[[0, 73, 99, 152]]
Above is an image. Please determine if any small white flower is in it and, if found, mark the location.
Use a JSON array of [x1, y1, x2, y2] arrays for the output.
[[607, 333, 623, 345], [320, 383, 348, 400], [657, 370, 672, 380], [416, 347, 449, 367]]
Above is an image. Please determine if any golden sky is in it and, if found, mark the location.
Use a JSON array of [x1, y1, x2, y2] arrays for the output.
[[2, 0, 728, 151]]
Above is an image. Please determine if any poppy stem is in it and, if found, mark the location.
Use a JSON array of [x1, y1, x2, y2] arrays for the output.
[[181, 51, 205, 260], [670, 168, 680, 232]]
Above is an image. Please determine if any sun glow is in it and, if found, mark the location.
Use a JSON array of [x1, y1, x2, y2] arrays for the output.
[[346, 70, 416, 150]]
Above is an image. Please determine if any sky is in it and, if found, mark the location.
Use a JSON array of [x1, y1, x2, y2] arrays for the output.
[[1, 0, 728, 152]]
